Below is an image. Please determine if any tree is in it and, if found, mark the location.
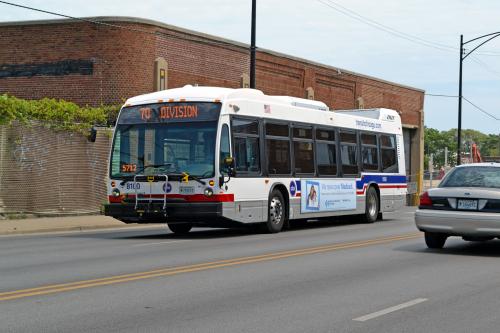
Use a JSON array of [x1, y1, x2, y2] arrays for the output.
[[425, 127, 499, 168]]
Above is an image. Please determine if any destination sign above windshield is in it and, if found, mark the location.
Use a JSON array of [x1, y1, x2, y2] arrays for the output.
[[118, 102, 221, 124]]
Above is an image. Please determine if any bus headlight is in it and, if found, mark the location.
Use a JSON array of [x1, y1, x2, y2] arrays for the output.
[[204, 188, 214, 197], [112, 188, 121, 197]]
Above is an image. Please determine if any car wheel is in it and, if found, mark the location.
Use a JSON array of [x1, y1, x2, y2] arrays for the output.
[[263, 190, 286, 233], [424, 232, 447, 249], [167, 223, 192, 234], [363, 186, 379, 223]]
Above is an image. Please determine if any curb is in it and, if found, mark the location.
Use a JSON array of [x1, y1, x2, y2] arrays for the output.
[[0, 223, 166, 236]]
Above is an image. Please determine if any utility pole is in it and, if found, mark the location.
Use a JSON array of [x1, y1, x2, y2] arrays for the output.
[[457, 35, 463, 165], [250, 0, 257, 89]]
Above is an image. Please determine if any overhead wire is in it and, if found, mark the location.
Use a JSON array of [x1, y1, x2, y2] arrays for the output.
[[425, 94, 500, 121], [316, 0, 500, 56], [425, 93, 458, 98], [462, 97, 500, 121], [470, 56, 500, 79]]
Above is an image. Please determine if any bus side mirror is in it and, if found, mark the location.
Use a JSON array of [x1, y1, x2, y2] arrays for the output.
[[224, 157, 235, 168], [223, 157, 235, 179]]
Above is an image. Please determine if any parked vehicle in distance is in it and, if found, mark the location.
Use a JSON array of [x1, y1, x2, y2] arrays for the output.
[[415, 163, 500, 248]]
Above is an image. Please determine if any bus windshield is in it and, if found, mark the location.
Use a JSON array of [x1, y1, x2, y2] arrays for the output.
[[110, 102, 220, 179]]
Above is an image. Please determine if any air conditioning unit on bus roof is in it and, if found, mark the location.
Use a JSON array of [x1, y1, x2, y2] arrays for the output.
[[272, 96, 329, 111], [333, 108, 400, 121]]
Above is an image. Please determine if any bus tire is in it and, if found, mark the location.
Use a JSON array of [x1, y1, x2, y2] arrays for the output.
[[363, 186, 379, 223], [263, 190, 286, 233], [167, 223, 192, 234]]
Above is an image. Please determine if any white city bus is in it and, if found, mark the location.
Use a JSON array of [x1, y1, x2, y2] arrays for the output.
[[104, 85, 406, 233]]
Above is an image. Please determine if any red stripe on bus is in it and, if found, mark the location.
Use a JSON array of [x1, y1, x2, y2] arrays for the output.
[[356, 184, 407, 195]]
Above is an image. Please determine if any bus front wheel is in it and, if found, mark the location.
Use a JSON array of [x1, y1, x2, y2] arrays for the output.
[[167, 223, 192, 234], [363, 186, 379, 223], [263, 190, 286, 233]]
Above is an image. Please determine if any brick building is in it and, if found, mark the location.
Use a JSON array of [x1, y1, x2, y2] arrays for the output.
[[0, 16, 424, 204]]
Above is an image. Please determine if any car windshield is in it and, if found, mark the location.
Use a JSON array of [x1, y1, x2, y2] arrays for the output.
[[110, 102, 220, 179], [439, 166, 500, 188]]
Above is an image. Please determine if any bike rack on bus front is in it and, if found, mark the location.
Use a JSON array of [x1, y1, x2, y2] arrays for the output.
[[133, 174, 168, 215]]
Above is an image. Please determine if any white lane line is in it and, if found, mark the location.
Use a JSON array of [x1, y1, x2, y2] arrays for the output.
[[132, 240, 190, 247], [353, 298, 428, 322]]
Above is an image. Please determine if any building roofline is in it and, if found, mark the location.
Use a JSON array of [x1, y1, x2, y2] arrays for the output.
[[0, 16, 425, 93]]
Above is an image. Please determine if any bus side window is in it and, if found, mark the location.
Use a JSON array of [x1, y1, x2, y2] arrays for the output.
[[361, 133, 379, 171], [380, 135, 398, 172], [232, 118, 261, 173], [266, 123, 291, 175], [340, 131, 358, 175], [219, 124, 231, 173], [316, 129, 337, 176], [293, 127, 314, 174]]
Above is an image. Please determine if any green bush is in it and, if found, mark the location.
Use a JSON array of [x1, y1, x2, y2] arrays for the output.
[[0, 94, 121, 135]]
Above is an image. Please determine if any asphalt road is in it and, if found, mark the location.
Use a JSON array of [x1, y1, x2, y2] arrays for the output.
[[2, 206, 500, 333]]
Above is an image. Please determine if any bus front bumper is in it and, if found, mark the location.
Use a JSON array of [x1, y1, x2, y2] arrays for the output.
[[103, 202, 223, 223]]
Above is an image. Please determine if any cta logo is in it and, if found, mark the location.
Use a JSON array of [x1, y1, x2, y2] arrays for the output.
[[289, 181, 297, 196]]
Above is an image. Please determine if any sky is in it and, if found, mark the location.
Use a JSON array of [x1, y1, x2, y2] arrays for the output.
[[1, 0, 500, 134]]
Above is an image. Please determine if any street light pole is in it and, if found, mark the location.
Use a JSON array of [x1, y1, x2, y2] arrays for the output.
[[250, 0, 256, 89], [457, 32, 500, 165]]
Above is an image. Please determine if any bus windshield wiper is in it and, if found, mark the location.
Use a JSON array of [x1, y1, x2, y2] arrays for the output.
[[167, 172, 206, 185], [184, 173, 206, 185]]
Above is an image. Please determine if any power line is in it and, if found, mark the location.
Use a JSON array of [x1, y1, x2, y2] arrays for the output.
[[462, 96, 500, 121], [318, 0, 454, 52], [470, 56, 500, 79], [316, 0, 452, 52], [425, 94, 500, 121], [425, 93, 458, 98], [316, 0, 500, 56], [0, 1, 245, 52]]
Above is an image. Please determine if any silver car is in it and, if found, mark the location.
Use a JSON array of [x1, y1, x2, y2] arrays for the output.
[[415, 163, 500, 249]]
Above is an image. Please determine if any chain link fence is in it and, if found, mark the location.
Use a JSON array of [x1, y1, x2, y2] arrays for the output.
[[0, 124, 111, 216]]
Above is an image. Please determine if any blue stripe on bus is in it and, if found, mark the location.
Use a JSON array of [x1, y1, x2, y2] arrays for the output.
[[295, 180, 301, 192], [356, 175, 406, 190]]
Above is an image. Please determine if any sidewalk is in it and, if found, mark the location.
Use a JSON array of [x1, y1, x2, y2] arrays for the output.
[[0, 215, 163, 235]]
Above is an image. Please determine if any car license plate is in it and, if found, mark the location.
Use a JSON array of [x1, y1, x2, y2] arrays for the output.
[[457, 199, 478, 210], [179, 186, 195, 195]]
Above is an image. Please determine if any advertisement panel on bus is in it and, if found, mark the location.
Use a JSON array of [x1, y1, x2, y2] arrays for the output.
[[300, 179, 357, 213]]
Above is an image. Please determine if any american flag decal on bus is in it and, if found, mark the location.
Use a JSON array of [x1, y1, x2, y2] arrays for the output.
[[264, 104, 271, 113]]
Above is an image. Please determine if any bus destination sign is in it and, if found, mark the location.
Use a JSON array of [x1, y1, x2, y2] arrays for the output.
[[118, 102, 221, 124]]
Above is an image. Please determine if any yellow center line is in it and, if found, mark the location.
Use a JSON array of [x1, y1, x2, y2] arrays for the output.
[[0, 232, 421, 301]]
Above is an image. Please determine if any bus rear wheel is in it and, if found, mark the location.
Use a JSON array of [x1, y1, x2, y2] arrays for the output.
[[167, 222, 192, 234], [363, 186, 379, 223], [263, 190, 286, 233]]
